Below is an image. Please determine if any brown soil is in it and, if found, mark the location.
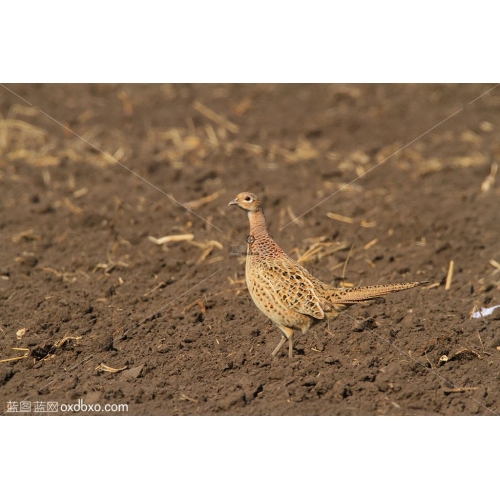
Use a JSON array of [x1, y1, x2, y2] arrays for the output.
[[1, 83, 499, 416]]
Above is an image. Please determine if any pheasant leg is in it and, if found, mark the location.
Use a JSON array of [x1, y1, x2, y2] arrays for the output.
[[272, 326, 294, 357]]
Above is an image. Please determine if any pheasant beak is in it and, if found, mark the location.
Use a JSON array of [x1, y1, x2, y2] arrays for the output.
[[228, 198, 239, 206]]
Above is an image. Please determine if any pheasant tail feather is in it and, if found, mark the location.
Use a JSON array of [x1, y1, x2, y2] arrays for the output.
[[325, 281, 428, 305]]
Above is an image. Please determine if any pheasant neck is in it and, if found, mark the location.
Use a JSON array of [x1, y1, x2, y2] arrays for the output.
[[247, 209, 281, 258], [248, 209, 270, 240]]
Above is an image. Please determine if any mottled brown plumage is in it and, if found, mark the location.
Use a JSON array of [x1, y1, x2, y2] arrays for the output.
[[228, 192, 427, 358]]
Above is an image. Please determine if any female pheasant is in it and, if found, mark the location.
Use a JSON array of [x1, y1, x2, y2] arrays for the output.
[[229, 191, 426, 358]]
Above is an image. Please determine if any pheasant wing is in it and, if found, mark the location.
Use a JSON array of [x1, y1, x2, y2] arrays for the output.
[[254, 258, 325, 319]]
